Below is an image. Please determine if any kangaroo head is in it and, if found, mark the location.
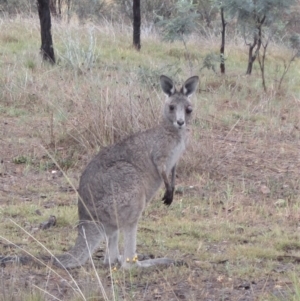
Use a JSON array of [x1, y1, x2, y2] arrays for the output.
[[160, 75, 199, 130]]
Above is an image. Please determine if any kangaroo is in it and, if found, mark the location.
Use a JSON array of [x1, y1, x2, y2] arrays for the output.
[[0, 75, 199, 269]]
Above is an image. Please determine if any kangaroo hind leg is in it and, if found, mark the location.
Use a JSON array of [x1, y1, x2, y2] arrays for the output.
[[103, 229, 120, 266], [54, 221, 104, 269], [121, 222, 139, 269]]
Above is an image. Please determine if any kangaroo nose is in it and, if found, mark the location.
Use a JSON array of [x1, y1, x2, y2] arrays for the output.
[[177, 119, 185, 126]]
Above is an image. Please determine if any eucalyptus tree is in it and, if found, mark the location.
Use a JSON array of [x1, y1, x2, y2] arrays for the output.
[[157, 0, 199, 73], [223, 0, 296, 75]]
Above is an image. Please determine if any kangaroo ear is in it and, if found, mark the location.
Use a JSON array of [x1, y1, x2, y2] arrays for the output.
[[181, 76, 199, 97], [160, 75, 176, 96]]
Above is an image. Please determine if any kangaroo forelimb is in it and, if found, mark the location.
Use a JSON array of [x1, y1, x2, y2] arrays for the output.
[[161, 165, 176, 206]]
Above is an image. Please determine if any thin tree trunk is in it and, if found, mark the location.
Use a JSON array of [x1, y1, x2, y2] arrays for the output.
[[58, 0, 61, 17], [246, 15, 266, 75], [37, 0, 55, 64], [246, 42, 256, 74], [277, 49, 299, 90], [133, 0, 141, 50], [258, 42, 268, 92], [220, 7, 226, 74]]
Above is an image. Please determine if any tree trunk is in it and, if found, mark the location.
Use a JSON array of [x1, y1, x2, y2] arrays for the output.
[[133, 0, 141, 50], [220, 7, 226, 74], [37, 0, 55, 64], [260, 53, 267, 92], [246, 15, 266, 75], [246, 42, 256, 75], [258, 39, 269, 92], [57, 0, 61, 17]]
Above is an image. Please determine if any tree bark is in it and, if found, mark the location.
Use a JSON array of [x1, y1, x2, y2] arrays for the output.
[[246, 15, 266, 75], [220, 7, 226, 74], [37, 0, 55, 64], [246, 41, 256, 75], [133, 0, 141, 50], [258, 43, 268, 92]]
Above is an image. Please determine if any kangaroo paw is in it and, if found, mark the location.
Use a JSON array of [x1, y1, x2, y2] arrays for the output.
[[162, 187, 174, 206]]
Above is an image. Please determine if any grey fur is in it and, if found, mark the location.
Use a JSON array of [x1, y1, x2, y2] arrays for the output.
[[0, 75, 199, 269]]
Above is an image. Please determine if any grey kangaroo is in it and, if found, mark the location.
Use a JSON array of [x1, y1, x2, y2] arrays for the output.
[[0, 75, 199, 269]]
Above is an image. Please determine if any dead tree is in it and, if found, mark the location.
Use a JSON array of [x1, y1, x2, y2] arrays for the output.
[[37, 0, 55, 64]]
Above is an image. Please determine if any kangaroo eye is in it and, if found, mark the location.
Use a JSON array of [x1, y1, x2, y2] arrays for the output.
[[169, 105, 175, 111], [186, 106, 193, 114]]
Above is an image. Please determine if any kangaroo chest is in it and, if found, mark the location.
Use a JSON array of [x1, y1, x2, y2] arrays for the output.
[[166, 138, 186, 173]]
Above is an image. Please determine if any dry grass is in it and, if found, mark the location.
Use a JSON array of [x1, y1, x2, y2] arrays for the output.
[[0, 16, 300, 301]]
